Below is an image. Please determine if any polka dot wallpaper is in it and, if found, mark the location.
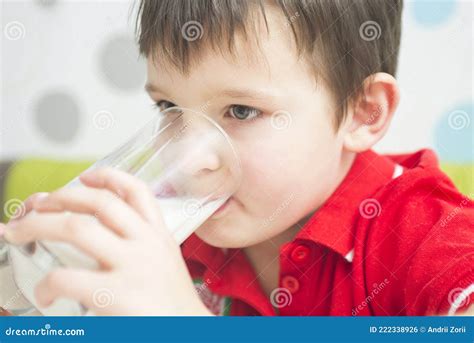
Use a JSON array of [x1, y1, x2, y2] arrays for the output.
[[1, 0, 473, 169], [2, 0, 152, 159]]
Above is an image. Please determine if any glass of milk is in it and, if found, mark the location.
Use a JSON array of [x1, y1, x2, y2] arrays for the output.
[[7, 107, 241, 315]]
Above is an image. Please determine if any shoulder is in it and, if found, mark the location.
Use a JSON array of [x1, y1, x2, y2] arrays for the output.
[[358, 149, 474, 315], [367, 148, 473, 235]]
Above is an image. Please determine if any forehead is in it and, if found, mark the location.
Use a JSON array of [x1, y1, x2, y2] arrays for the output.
[[145, 5, 303, 89]]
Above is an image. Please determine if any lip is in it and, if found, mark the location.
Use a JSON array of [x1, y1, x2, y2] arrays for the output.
[[154, 182, 177, 198], [211, 197, 234, 219]]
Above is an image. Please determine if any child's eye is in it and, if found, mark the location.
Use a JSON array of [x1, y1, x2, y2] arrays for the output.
[[154, 100, 177, 112], [228, 105, 262, 121]]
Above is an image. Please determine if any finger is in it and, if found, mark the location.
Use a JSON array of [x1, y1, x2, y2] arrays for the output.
[[8, 192, 49, 222], [35, 268, 112, 312], [4, 211, 123, 267], [80, 168, 163, 226], [32, 186, 145, 238]]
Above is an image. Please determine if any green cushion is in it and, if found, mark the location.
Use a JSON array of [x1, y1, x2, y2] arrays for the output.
[[440, 163, 473, 197], [2, 159, 93, 222]]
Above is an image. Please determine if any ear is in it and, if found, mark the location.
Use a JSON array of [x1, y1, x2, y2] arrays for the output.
[[342, 72, 400, 152]]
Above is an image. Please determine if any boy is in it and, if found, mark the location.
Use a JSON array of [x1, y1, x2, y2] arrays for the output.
[[2, 0, 473, 316]]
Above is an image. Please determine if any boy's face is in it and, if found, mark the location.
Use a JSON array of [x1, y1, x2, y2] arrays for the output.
[[145, 6, 349, 248]]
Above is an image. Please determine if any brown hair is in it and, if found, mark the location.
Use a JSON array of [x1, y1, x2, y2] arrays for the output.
[[136, 0, 403, 128]]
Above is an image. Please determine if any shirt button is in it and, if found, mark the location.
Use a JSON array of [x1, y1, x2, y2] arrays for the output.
[[281, 275, 300, 294], [290, 244, 311, 265]]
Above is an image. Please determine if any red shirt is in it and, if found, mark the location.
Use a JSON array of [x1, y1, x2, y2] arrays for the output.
[[182, 149, 474, 316]]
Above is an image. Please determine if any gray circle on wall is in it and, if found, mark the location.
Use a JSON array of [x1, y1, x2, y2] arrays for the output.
[[98, 35, 145, 91], [33, 92, 81, 143]]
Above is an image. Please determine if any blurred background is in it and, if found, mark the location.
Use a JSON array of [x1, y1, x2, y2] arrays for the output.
[[0, 0, 473, 220]]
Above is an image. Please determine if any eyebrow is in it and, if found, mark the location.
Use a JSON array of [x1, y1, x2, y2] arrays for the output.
[[145, 83, 168, 95], [145, 83, 281, 101], [218, 88, 281, 101]]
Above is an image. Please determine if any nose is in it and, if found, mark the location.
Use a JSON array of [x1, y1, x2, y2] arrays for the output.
[[155, 107, 239, 198], [164, 132, 227, 199], [178, 131, 223, 177]]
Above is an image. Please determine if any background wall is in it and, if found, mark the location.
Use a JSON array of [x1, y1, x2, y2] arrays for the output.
[[1, 0, 473, 165], [1, 0, 152, 159]]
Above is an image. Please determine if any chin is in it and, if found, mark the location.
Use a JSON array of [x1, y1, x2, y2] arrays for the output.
[[193, 197, 252, 248], [195, 219, 259, 249]]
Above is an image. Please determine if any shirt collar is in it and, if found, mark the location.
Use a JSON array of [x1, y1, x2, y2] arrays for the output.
[[294, 149, 399, 262], [182, 233, 223, 268]]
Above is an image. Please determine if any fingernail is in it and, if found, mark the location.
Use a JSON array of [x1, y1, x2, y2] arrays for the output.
[[35, 192, 50, 202], [31, 193, 50, 208], [33, 192, 50, 205], [33, 193, 63, 211]]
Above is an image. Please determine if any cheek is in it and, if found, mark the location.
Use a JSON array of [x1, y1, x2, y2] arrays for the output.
[[237, 117, 343, 216], [237, 148, 287, 212], [230, 147, 316, 245], [197, 111, 343, 247], [236, 138, 307, 215]]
